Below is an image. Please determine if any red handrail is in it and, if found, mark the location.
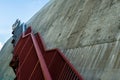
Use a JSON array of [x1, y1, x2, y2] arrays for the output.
[[10, 27, 83, 80]]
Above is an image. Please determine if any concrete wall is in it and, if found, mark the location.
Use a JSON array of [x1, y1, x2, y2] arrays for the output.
[[0, 0, 120, 80], [27, 0, 120, 80], [0, 38, 15, 80]]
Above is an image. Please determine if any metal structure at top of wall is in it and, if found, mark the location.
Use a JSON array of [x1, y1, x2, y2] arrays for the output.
[[11, 19, 27, 47], [10, 20, 83, 80]]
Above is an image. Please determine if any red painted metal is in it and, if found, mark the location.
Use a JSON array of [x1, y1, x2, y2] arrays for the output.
[[10, 27, 83, 80]]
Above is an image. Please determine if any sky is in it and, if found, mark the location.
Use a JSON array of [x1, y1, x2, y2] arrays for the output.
[[0, 0, 49, 50]]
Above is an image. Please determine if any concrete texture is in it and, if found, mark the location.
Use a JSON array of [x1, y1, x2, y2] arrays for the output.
[[0, 38, 15, 80], [1, 0, 120, 80]]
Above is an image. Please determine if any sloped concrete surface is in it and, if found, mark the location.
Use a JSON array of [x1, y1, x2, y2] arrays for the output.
[[1, 0, 120, 80], [0, 38, 15, 80]]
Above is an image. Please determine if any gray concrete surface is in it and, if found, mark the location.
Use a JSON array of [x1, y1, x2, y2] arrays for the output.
[[1, 0, 120, 80]]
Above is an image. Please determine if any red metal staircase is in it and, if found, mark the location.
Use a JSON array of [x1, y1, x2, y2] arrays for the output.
[[10, 27, 83, 80]]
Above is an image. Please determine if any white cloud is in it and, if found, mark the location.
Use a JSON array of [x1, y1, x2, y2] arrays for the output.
[[0, 42, 3, 50]]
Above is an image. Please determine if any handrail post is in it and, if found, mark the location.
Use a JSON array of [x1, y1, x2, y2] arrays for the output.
[[31, 34, 52, 80]]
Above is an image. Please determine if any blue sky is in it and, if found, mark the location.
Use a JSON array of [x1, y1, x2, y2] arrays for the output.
[[0, 0, 49, 50]]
